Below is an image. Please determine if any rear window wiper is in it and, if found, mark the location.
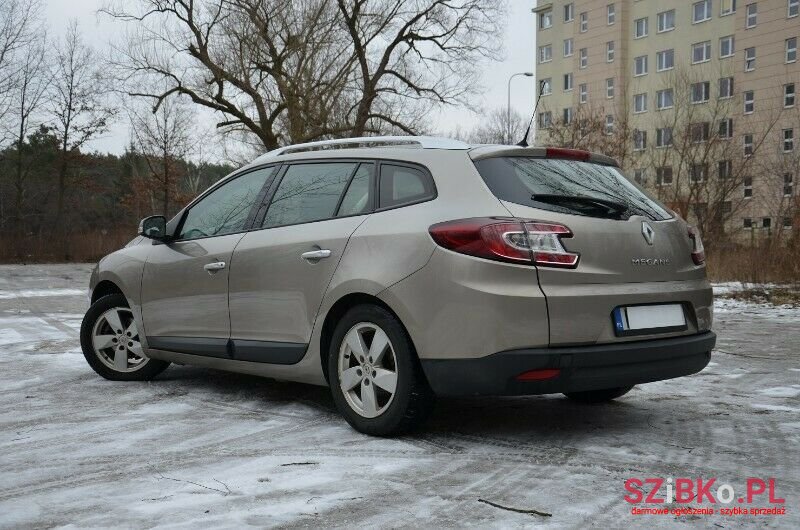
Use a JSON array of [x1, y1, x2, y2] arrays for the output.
[[530, 194, 629, 218]]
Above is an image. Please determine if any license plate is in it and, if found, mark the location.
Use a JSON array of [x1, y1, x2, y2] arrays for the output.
[[613, 304, 687, 336]]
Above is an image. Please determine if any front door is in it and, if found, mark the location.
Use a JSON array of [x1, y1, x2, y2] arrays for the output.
[[228, 161, 374, 363], [141, 166, 275, 355]]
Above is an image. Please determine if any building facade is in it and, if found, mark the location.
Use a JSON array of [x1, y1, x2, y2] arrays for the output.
[[533, 0, 799, 240]]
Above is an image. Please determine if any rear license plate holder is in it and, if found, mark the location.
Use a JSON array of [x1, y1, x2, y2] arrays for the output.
[[612, 303, 687, 337]]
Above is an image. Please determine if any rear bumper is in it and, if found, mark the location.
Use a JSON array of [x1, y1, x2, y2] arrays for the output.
[[420, 331, 715, 396]]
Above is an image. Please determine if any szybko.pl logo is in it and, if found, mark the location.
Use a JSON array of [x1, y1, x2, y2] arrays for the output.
[[625, 478, 786, 517]]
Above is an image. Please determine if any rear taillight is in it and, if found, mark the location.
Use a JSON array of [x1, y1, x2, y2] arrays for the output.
[[688, 226, 705, 265], [545, 147, 591, 161], [429, 218, 579, 268]]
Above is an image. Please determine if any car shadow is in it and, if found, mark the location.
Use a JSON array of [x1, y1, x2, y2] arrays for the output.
[[156, 364, 661, 439]]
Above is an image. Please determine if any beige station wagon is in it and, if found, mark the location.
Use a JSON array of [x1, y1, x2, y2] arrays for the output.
[[81, 136, 715, 435]]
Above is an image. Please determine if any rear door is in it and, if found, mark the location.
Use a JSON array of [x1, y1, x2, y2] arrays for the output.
[[473, 155, 711, 345], [141, 166, 275, 354], [227, 161, 374, 363]]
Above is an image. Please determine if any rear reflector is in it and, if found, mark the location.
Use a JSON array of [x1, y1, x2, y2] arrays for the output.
[[429, 218, 579, 267], [545, 147, 591, 161], [515, 368, 561, 381]]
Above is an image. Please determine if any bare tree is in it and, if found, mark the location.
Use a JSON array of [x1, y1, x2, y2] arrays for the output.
[[50, 21, 115, 230], [467, 107, 525, 145], [103, 0, 506, 150], [128, 98, 194, 216]]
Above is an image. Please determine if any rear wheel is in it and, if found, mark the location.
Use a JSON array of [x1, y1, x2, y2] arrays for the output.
[[564, 386, 633, 403], [328, 305, 434, 436], [80, 293, 169, 381]]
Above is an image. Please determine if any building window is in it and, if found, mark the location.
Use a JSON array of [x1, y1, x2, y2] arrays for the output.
[[691, 82, 711, 104], [634, 93, 648, 113], [606, 78, 615, 98], [657, 89, 674, 109], [719, 118, 734, 139], [634, 17, 648, 38], [790, 0, 799, 17], [541, 78, 552, 95], [564, 3, 574, 22], [563, 38, 573, 57], [656, 167, 674, 185], [762, 217, 772, 230], [607, 4, 616, 25], [656, 49, 674, 71], [784, 217, 794, 229], [607, 41, 615, 62], [657, 9, 675, 32], [634, 169, 646, 185], [580, 48, 588, 68], [579, 83, 588, 103], [743, 134, 754, 156], [539, 111, 552, 129], [580, 12, 588, 32], [564, 73, 573, 91], [720, 35, 735, 57], [743, 176, 753, 198], [787, 37, 797, 63], [634, 130, 647, 150], [746, 3, 757, 27], [691, 163, 708, 182], [743, 217, 753, 228], [563, 107, 573, 125], [743, 90, 754, 113], [634, 55, 648, 76], [784, 173, 794, 196], [539, 10, 553, 29], [719, 77, 734, 99], [605, 115, 615, 134], [656, 127, 673, 147], [692, 41, 712, 63], [718, 160, 733, 179], [745, 47, 756, 71], [538, 44, 552, 63], [722, 201, 732, 214], [783, 128, 795, 152], [694, 0, 712, 22], [691, 122, 711, 143], [786, 83, 796, 107], [721, 0, 737, 15]]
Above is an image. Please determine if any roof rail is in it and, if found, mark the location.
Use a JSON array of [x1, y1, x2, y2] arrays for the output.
[[253, 135, 471, 163]]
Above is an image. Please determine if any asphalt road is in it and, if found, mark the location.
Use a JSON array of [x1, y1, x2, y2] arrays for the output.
[[1, 264, 798, 529]]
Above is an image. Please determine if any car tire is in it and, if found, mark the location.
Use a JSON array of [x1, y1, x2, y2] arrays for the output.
[[80, 293, 169, 381], [563, 386, 634, 403], [328, 304, 435, 436]]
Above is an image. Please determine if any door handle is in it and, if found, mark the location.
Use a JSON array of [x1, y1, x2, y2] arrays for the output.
[[301, 249, 331, 261], [203, 261, 226, 272]]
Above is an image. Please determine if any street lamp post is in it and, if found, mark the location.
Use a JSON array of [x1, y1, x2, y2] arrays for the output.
[[507, 72, 534, 144]]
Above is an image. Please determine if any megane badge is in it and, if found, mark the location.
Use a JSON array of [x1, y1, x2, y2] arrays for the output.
[[641, 221, 655, 245]]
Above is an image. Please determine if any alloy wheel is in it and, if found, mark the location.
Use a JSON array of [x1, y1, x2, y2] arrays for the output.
[[337, 322, 398, 418], [91, 307, 148, 372]]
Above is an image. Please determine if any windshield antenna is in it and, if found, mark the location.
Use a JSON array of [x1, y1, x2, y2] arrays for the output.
[[516, 79, 546, 147]]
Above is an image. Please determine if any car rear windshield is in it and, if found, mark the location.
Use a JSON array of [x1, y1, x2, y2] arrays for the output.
[[473, 157, 672, 221]]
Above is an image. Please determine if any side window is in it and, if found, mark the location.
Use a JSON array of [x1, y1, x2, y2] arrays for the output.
[[337, 164, 374, 217], [179, 168, 271, 240], [378, 164, 434, 209], [262, 162, 356, 228]]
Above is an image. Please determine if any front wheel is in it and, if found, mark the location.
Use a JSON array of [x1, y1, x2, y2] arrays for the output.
[[563, 386, 634, 403], [328, 305, 434, 436], [80, 293, 169, 381]]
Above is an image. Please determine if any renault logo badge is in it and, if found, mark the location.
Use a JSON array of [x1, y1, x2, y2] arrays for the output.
[[642, 221, 655, 245]]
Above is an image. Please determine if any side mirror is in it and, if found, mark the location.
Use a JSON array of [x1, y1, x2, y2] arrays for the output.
[[138, 215, 168, 240]]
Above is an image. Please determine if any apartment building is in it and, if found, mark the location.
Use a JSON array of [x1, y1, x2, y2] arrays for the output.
[[533, 0, 799, 239]]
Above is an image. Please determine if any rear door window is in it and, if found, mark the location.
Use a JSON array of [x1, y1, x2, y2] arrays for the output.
[[262, 162, 357, 228], [378, 164, 435, 209], [473, 157, 671, 221], [337, 163, 374, 217]]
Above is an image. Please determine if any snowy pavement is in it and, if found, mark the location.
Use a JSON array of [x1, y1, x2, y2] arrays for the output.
[[0, 264, 798, 529]]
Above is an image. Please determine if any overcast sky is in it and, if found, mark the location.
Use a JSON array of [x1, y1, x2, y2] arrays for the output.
[[45, 0, 537, 156]]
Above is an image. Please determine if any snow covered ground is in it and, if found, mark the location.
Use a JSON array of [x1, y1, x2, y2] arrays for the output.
[[0, 264, 798, 529]]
